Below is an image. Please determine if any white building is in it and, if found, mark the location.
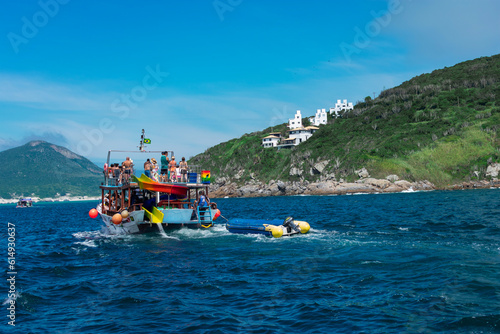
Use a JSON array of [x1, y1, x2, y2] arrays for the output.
[[310, 108, 328, 126], [288, 110, 302, 129], [330, 99, 354, 117], [268, 110, 320, 149], [262, 135, 281, 148], [277, 137, 297, 149], [288, 126, 319, 145]]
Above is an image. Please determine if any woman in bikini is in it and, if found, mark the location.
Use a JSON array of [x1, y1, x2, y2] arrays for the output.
[[169, 156, 177, 182]]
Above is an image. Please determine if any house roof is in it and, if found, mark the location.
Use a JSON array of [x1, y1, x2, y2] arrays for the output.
[[287, 127, 306, 132], [281, 138, 296, 142], [262, 135, 280, 139], [287, 126, 319, 132], [268, 132, 281, 136]]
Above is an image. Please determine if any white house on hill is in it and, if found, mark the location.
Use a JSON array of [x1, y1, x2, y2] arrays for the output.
[[287, 126, 319, 145], [288, 110, 302, 129], [262, 135, 280, 148], [330, 99, 353, 117], [310, 108, 328, 126], [264, 110, 320, 149]]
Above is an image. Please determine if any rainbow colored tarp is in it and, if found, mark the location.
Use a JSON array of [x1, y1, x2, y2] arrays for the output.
[[201, 170, 211, 184]]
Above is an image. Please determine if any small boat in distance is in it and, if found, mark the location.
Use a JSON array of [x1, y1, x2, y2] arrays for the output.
[[16, 198, 33, 208]]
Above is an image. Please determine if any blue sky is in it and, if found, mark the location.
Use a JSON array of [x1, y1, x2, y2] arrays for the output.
[[1, 0, 499, 164]]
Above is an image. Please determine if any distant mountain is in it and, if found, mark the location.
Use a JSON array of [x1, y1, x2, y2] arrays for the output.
[[190, 54, 500, 187], [0, 141, 102, 199]]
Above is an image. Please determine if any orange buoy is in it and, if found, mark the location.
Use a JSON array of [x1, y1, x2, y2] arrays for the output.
[[111, 213, 122, 225], [213, 209, 221, 221], [89, 208, 98, 219]]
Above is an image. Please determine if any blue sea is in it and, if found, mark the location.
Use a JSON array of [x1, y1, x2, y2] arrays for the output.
[[1, 189, 499, 333]]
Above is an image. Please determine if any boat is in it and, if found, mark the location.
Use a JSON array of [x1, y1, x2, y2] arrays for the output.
[[16, 198, 33, 208], [93, 130, 220, 235], [226, 217, 310, 238]]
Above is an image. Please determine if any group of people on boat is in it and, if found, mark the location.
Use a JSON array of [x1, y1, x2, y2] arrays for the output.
[[104, 157, 135, 186], [104, 152, 195, 187], [144, 152, 189, 183]]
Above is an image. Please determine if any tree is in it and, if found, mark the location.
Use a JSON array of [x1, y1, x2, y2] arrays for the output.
[[365, 96, 372, 103]]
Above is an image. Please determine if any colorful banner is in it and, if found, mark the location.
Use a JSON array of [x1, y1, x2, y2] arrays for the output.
[[201, 170, 211, 184]]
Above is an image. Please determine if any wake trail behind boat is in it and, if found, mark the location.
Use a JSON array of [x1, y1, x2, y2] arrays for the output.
[[156, 223, 167, 237], [155, 223, 180, 240]]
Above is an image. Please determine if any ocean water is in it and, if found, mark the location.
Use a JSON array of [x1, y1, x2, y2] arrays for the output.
[[1, 189, 499, 334]]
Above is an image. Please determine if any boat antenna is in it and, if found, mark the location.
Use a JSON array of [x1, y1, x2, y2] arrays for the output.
[[139, 129, 145, 151]]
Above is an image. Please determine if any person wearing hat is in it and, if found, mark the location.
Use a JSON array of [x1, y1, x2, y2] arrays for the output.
[[151, 158, 159, 182], [169, 156, 177, 182]]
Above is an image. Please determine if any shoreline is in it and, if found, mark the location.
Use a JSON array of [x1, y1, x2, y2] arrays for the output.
[[2, 179, 498, 203], [0, 195, 100, 205]]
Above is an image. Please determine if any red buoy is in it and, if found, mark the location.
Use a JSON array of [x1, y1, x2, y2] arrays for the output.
[[89, 208, 98, 219]]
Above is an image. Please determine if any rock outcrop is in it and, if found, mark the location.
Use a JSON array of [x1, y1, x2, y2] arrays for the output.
[[208, 177, 437, 198], [207, 163, 500, 199], [486, 163, 500, 178], [355, 167, 370, 178]]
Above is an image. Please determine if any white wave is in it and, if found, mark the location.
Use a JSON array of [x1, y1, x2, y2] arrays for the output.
[[74, 240, 97, 248], [72, 230, 106, 239], [173, 225, 231, 239]]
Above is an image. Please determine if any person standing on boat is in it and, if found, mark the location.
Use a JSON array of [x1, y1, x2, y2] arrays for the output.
[[160, 152, 169, 182], [151, 158, 159, 182], [114, 164, 123, 185], [197, 190, 209, 207], [122, 157, 134, 183], [179, 157, 188, 183], [103, 163, 108, 183], [169, 156, 177, 182], [144, 159, 152, 178], [194, 190, 210, 220]]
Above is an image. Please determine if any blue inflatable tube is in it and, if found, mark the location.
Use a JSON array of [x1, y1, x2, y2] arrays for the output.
[[226, 217, 311, 238], [226, 218, 283, 236]]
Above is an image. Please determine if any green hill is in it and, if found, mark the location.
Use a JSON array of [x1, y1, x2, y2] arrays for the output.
[[190, 54, 500, 187], [0, 141, 102, 198]]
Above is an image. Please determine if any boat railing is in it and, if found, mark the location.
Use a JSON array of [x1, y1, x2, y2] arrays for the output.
[[103, 165, 208, 186]]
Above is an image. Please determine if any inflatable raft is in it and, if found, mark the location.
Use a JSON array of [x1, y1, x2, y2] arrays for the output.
[[226, 217, 310, 238]]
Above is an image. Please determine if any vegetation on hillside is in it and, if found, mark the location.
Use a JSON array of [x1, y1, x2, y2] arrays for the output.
[[190, 54, 500, 187]]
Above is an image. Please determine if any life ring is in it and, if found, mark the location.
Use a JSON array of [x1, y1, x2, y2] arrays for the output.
[[210, 202, 217, 210]]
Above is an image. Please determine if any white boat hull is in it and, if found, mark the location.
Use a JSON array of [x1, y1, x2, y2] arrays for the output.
[[99, 207, 216, 235]]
